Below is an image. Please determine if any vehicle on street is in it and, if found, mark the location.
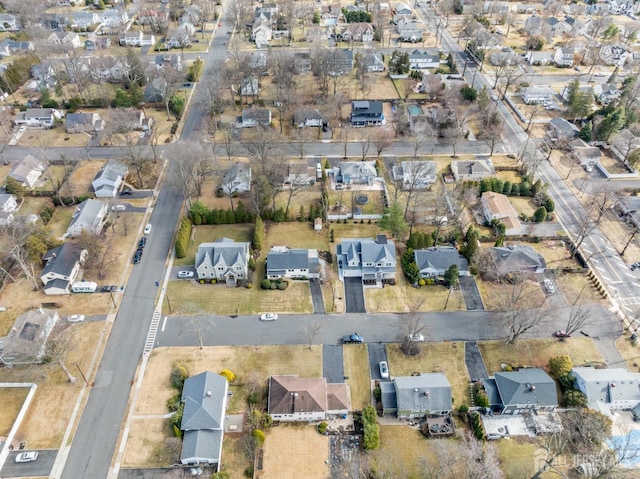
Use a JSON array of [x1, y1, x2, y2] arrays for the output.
[[342, 332, 364, 343], [595, 72, 607, 77], [111, 204, 126, 212], [18, 126, 26, 133], [490, 94, 498, 101], [133, 249, 142, 264], [631, 262, 640, 271], [574, 66, 581, 71], [379, 361, 389, 379], [67, 314, 85, 322], [583, 164, 593, 172], [260, 313, 278, 321], [554, 330, 569, 338], [120, 189, 133, 196], [178, 270, 194, 279], [15, 451, 38, 463], [408, 333, 425, 342], [138, 237, 147, 249], [144, 224, 152, 235]]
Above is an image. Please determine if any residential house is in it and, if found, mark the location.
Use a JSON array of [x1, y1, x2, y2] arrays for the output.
[[616, 196, 640, 228], [0, 13, 19, 31], [381, 373, 453, 417], [319, 4, 342, 25], [483, 1, 510, 14], [364, 52, 385, 72], [145, 78, 168, 103], [293, 109, 324, 128], [408, 49, 440, 69], [450, 159, 496, 181], [293, 51, 311, 73], [480, 191, 523, 236], [221, 162, 251, 194], [266, 247, 322, 280], [110, 109, 153, 132], [489, 47, 518, 67], [395, 3, 413, 15], [0, 193, 18, 225], [338, 22, 374, 42], [482, 369, 558, 414], [69, 11, 99, 29], [250, 51, 267, 70], [336, 235, 397, 286], [521, 86, 555, 104], [48, 30, 82, 49], [524, 51, 554, 66], [395, 18, 423, 43], [283, 163, 315, 189], [0, 309, 60, 366], [572, 367, 640, 414], [65, 112, 103, 134], [414, 247, 469, 279], [594, 83, 621, 105], [9, 155, 48, 189], [554, 47, 574, 67], [378, 2, 391, 16], [489, 245, 547, 275], [0, 39, 34, 57], [569, 139, 601, 166], [195, 238, 251, 284], [350, 101, 385, 127], [252, 17, 272, 48], [524, 15, 549, 38], [391, 160, 437, 189], [548, 117, 579, 141], [13, 108, 61, 128], [600, 44, 628, 67], [92, 160, 128, 198], [547, 17, 572, 38], [167, 26, 193, 49], [84, 36, 111, 50], [328, 49, 354, 75], [239, 77, 259, 97], [119, 31, 156, 47], [268, 375, 351, 422], [239, 108, 271, 128], [180, 372, 228, 470], [66, 199, 108, 238], [155, 53, 182, 71], [336, 161, 378, 185], [31, 63, 56, 91], [40, 243, 88, 295], [87, 56, 125, 83], [98, 9, 129, 27], [612, 129, 640, 162], [136, 9, 169, 27], [561, 83, 592, 103]]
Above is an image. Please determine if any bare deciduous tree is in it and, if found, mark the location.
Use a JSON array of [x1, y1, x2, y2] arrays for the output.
[[45, 324, 77, 383], [497, 275, 548, 344], [300, 321, 322, 350]]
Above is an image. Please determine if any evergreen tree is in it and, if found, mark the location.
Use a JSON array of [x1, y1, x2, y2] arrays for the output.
[[253, 216, 265, 251]]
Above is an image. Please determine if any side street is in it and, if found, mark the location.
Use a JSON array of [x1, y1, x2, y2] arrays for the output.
[[1, 0, 640, 478]]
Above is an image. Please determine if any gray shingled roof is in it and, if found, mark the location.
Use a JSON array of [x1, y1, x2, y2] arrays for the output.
[[394, 374, 452, 413], [490, 245, 546, 273], [414, 247, 468, 274], [181, 429, 223, 464], [493, 368, 558, 408], [181, 371, 227, 431], [93, 160, 127, 184], [572, 367, 640, 405], [41, 243, 85, 279], [67, 199, 105, 235], [267, 249, 310, 272]]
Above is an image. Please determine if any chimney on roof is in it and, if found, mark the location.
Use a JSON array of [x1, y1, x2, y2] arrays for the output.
[[377, 234, 387, 244]]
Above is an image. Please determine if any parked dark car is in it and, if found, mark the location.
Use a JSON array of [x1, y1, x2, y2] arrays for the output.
[[133, 249, 142, 264], [120, 189, 133, 196], [139, 237, 147, 249]]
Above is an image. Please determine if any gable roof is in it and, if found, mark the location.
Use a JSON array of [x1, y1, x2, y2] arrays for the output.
[[414, 247, 469, 273], [327, 383, 350, 411], [339, 161, 377, 179], [93, 160, 127, 185], [490, 245, 546, 273], [268, 375, 328, 415], [493, 368, 558, 408], [10, 155, 47, 180], [0, 308, 59, 365], [181, 372, 228, 431], [572, 367, 640, 405], [394, 373, 452, 412], [41, 243, 85, 280], [450, 159, 496, 177], [481, 191, 518, 218], [196, 238, 250, 269], [267, 248, 313, 271], [68, 199, 105, 233]]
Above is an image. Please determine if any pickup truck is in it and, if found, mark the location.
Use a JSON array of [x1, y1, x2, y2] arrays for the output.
[[342, 333, 364, 344]]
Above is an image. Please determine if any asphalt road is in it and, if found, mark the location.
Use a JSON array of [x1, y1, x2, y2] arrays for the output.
[[61, 181, 184, 479]]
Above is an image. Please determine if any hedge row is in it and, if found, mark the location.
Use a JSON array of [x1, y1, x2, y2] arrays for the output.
[[362, 405, 380, 450], [175, 217, 192, 259]]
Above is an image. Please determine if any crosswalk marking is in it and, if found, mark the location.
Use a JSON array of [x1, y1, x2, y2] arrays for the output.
[[144, 310, 162, 355], [619, 297, 640, 306]]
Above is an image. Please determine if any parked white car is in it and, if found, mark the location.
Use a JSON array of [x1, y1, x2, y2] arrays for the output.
[[111, 204, 126, 212], [408, 333, 425, 342], [260, 313, 278, 321], [379, 361, 389, 379], [178, 271, 194, 279], [67, 314, 85, 322], [15, 451, 38, 463], [144, 224, 152, 235]]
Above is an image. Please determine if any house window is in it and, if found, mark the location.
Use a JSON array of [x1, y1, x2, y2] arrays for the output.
[[385, 262, 392, 267]]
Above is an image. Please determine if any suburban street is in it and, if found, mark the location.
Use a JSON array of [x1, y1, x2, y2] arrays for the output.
[[0, 3, 633, 479]]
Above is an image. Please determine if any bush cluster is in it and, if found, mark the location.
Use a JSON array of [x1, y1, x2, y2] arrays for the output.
[[469, 411, 485, 440], [401, 248, 420, 284], [473, 383, 489, 408], [190, 200, 254, 225], [317, 422, 328, 435], [261, 278, 289, 290], [362, 406, 380, 450], [52, 194, 93, 206], [174, 216, 192, 259], [40, 205, 55, 224], [168, 364, 189, 435]]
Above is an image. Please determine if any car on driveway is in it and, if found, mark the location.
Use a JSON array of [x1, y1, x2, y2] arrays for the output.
[[408, 333, 425, 342], [111, 204, 126, 212], [67, 314, 85, 322], [178, 271, 194, 279], [15, 451, 38, 463], [379, 361, 389, 379], [120, 189, 133, 196], [542, 278, 556, 294], [260, 313, 278, 321]]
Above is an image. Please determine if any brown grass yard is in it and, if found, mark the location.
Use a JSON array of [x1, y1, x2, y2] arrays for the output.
[[0, 321, 108, 448], [16, 197, 50, 217], [343, 344, 370, 410], [18, 126, 89, 148], [615, 334, 640, 372], [509, 196, 537, 219], [0, 387, 30, 436], [164, 276, 312, 315], [376, 425, 442, 478], [365, 272, 466, 313], [475, 277, 546, 312], [59, 160, 106, 197], [386, 342, 470, 408], [122, 418, 178, 468], [137, 346, 322, 416], [263, 222, 329, 251], [478, 338, 605, 375], [46, 205, 75, 238], [329, 223, 382, 243], [554, 271, 608, 306], [495, 436, 553, 479], [260, 425, 329, 479], [220, 434, 251, 479]]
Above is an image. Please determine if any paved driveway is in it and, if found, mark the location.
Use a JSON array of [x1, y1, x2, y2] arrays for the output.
[[344, 277, 366, 313], [459, 276, 484, 311], [310, 280, 325, 314], [464, 341, 488, 382], [323, 345, 344, 383], [1, 450, 56, 478], [367, 343, 388, 382]]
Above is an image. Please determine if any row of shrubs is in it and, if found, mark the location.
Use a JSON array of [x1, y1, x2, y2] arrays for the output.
[[361, 405, 380, 450], [261, 279, 289, 290], [190, 201, 255, 225], [175, 217, 192, 259], [167, 365, 189, 437]]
